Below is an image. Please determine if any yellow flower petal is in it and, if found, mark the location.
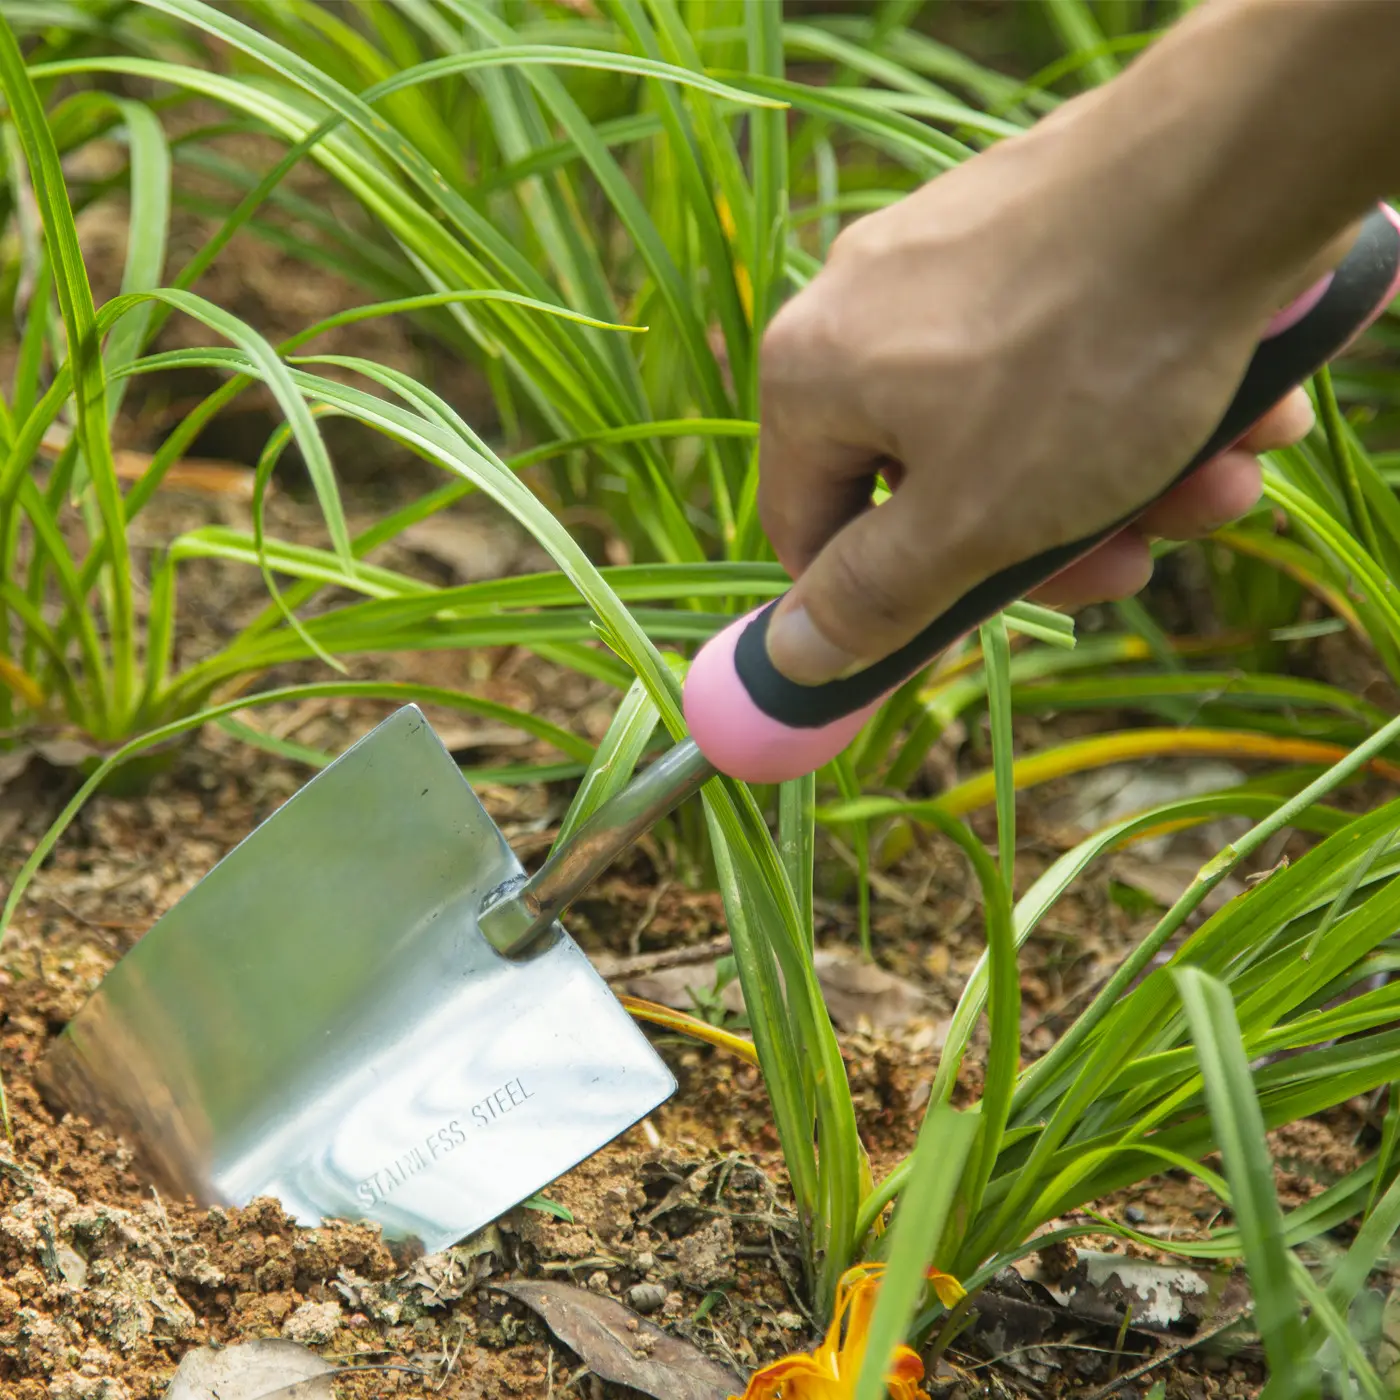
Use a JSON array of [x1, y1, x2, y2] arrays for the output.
[[926, 1267, 966, 1310], [731, 1355, 837, 1400], [733, 1262, 960, 1399], [888, 1347, 928, 1400]]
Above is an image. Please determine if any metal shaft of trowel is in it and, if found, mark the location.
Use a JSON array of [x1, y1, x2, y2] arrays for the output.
[[478, 739, 716, 957]]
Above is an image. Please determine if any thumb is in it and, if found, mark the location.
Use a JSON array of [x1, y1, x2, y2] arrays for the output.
[[765, 488, 967, 686]]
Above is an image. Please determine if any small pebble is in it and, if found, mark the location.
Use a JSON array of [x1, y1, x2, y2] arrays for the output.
[[55, 1245, 88, 1290], [628, 1282, 667, 1314], [775, 1312, 803, 1331], [633, 1251, 655, 1272], [587, 1271, 610, 1293], [1124, 1205, 1146, 1224], [282, 1299, 343, 1345]]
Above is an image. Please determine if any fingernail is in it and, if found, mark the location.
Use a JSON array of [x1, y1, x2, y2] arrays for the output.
[[766, 604, 859, 685]]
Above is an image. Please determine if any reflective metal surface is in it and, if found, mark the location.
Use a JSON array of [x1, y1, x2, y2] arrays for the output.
[[38, 706, 676, 1255], [479, 739, 714, 957]]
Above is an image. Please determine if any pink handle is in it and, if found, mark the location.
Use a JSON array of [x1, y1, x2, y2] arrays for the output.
[[684, 607, 882, 784]]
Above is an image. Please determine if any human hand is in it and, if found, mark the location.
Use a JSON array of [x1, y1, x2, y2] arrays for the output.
[[756, 77, 1356, 686], [1028, 390, 1314, 609]]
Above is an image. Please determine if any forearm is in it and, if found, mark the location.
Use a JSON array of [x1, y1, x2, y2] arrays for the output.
[[1083, 0, 1400, 308]]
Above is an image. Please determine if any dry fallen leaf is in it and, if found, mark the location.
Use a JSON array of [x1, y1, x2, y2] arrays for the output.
[[0, 741, 103, 849], [1108, 854, 1244, 917], [811, 948, 931, 1032], [33, 737, 101, 769], [1014, 1250, 1247, 1333], [1056, 762, 1249, 859], [165, 1339, 335, 1400], [622, 947, 930, 1035], [41, 426, 258, 499], [432, 722, 533, 755], [400, 512, 530, 581], [496, 1278, 741, 1400], [621, 963, 745, 1018], [0, 753, 33, 850], [1379, 1283, 1400, 1386]]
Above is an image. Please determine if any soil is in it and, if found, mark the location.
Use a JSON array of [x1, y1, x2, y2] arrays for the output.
[[4, 494, 1391, 1399], [3, 118, 1397, 1400]]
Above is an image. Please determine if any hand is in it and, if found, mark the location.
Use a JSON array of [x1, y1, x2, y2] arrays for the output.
[[756, 55, 1361, 686], [1031, 389, 1314, 608]]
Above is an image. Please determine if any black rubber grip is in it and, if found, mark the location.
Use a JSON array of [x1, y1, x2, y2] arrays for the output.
[[735, 204, 1400, 729]]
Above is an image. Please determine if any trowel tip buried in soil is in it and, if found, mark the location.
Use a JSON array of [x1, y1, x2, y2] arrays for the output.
[[37, 704, 676, 1254]]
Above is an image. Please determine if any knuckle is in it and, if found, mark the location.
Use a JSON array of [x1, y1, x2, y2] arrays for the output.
[[761, 282, 849, 402], [827, 210, 880, 266], [760, 301, 818, 394]]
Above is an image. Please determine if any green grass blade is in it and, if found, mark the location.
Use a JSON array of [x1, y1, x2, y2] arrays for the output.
[[703, 795, 819, 1247], [1175, 967, 1314, 1395], [854, 1103, 977, 1400], [0, 15, 131, 723], [134, 286, 349, 561], [832, 752, 872, 958], [1043, 0, 1120, 86], [213, 715, 335, 770], [1320, 1163, 1400, 1339], [1304, 829, 1399, 960], [1011, 710, 1400, 1125], [137, 547, 175, 721], [715, 72, 970, 174], [554, 675, 661, 850], [980, 615, 1015, 895], [1002, 599, 1076, 647], [93, 96, 169, 397], [1286, 1261, 1386, 1400], [778, 771, 816, 956], [745, 0, 787, 337]]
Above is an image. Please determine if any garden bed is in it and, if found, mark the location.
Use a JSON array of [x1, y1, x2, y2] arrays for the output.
[[1, 482, 1389, 1399]]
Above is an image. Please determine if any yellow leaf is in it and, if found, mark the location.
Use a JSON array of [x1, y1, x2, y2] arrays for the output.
[[0, 656, 43, 710], [619, 994, 758, 1065], [936, 728, 1400, 818], [714, 193, 753, 325]]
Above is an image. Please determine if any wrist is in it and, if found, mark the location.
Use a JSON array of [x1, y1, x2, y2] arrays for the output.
[[1052, 0, 1400, 322]]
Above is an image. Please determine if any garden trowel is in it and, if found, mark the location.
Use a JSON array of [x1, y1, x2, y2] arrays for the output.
[[38, 201, 1400, 1258], [38, 704, 709, 1254]]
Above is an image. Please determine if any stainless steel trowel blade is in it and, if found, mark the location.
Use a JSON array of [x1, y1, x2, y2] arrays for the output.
[[38, 705, 676, 1254]]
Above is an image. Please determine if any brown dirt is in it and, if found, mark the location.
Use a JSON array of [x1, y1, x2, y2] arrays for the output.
[[3, 621, 1390, 1400], [0, 733, 786, 1400]]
